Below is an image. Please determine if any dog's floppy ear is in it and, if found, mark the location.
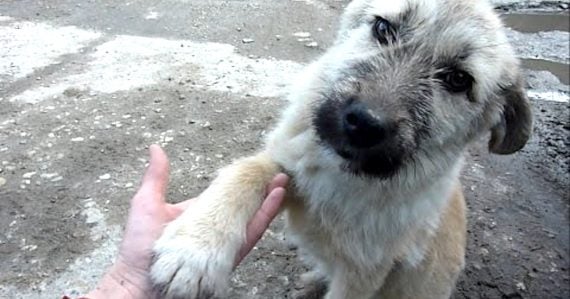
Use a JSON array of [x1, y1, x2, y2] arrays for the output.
[[488, 76, 532, 155]]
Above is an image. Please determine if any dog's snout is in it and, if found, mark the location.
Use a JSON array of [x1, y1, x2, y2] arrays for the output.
[[343, 102, 393, 148]]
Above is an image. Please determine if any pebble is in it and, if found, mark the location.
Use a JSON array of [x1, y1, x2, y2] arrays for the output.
[[275, 35, 282, 40], [242, 38, 254, 44], [71, 137, 84, 142], [293, 31, 311, 38], [22, 172, 36, 179], [305, 41, 319, 48], [278, 276, 290, 286], [0, 177, 6, 187], [99, 174, 111, 180], [41, 173, 59, 179]]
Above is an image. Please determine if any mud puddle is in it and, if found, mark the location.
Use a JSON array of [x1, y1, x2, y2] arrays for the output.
[[521, 58, 570, 85], [501, 12, 570, 33], [502, 12, 570, 85]]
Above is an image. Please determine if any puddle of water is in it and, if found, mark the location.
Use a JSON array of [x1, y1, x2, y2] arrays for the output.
[[521, 58, 570, 85], [501, 12, 570, 33], [501, 12, 570, 85]]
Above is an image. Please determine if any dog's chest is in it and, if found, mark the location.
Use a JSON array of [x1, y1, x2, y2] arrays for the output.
[[286, 168, 456, 268]]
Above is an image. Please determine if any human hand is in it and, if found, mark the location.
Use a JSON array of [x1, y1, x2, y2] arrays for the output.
[[83, 145, 288, 299]]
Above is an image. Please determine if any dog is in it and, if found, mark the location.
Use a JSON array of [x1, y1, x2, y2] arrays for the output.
[[150, 0, 532, 298]]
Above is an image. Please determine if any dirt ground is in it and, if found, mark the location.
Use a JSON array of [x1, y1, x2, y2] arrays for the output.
[[0, 0, 568, 298]]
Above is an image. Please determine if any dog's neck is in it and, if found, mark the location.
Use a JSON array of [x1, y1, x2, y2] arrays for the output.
[[388, 147, 465, 194], [289, 147, 465, 210]]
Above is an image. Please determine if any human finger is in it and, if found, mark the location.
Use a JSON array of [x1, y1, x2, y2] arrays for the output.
[[137, 144, 170, 198], [235, 186, 286, 265], [265, 173, 289, 195]]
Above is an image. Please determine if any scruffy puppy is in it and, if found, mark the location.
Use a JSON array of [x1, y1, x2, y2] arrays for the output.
[[150, 0, 532, 298]]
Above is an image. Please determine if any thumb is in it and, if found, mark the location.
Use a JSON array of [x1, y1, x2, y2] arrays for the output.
[[139, 144, 170, 197]]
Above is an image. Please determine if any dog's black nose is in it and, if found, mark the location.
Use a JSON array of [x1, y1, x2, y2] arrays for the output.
[[343, 101, 392, 148]]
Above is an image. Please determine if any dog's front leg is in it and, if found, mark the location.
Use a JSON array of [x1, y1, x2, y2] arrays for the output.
[[326, 264, 391, 299], [150, 152, 281, 299]]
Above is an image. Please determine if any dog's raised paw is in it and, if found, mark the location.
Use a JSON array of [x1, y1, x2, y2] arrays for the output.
[[150, 218, 235, 299]]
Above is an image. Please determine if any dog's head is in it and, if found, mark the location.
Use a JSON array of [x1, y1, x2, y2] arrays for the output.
[[303, 0, 532, 178]]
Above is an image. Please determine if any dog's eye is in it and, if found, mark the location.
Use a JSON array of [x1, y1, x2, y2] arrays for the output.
[[443, 70, 473, 93], [373, 17, 395, 45]]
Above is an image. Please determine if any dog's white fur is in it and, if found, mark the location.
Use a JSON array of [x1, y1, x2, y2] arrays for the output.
[[150, 0, 531, 298]]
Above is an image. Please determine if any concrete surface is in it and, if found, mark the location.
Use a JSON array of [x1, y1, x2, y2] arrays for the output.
[[0, 0, 568, 298]]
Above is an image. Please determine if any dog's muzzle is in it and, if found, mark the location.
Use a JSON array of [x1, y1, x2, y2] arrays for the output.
[[342, 100, 397, 149], [314, 98, 405, 178]]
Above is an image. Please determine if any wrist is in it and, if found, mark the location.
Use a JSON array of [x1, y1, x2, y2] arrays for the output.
[[85, 268, 132, 299], [85, 259, 149, 299]]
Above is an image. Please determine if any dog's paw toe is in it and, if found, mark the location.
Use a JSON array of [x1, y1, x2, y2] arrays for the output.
[[150, 229, 234, 299], [151, 243, 229, 298]]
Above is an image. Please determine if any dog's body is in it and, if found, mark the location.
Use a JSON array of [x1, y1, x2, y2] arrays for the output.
[[150, 0, 532, 298]]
